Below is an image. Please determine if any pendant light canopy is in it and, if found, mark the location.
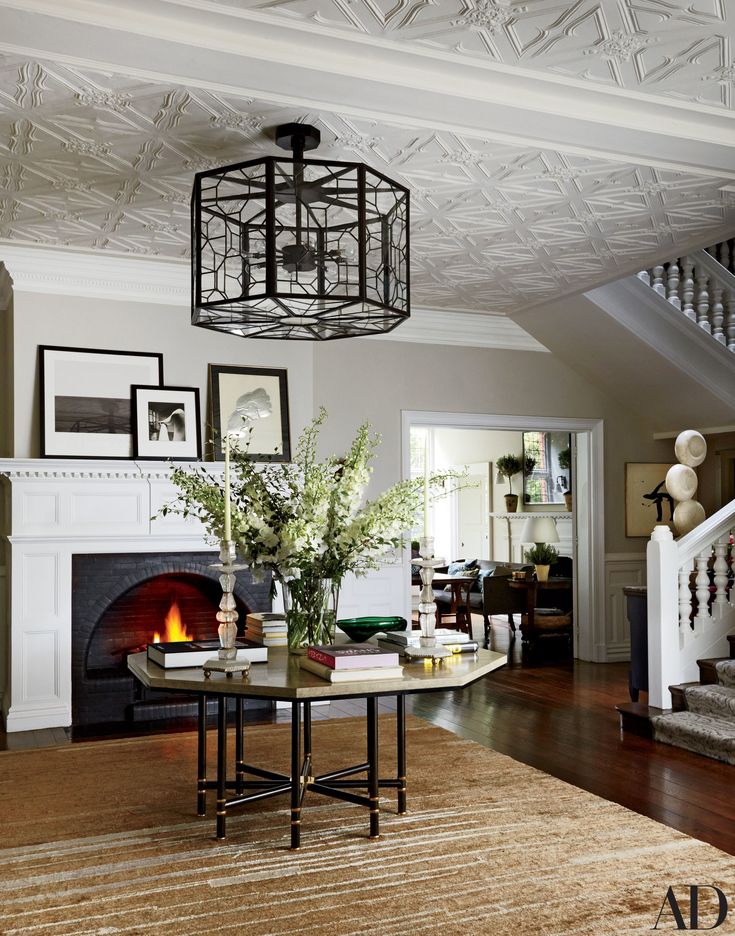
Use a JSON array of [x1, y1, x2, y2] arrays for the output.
[[191, 123, 410, 341]]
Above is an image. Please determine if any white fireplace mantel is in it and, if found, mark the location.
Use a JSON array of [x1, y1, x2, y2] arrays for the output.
[[0, 458, 220, 732]]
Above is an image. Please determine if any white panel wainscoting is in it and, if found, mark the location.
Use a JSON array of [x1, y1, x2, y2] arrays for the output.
[[604, 553, 646, 662]]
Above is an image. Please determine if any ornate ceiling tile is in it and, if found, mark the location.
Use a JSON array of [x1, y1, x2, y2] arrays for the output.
[[0, 51, 732, 313], [194, 0, 735, 108]]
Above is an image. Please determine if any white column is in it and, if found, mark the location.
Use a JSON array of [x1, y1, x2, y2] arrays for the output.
[[666, 260, 681, 310], [681, 257, 695, 321], [713, 536, 730, 615], [647, 525, 681, 709], [695, 268, 711, 333]]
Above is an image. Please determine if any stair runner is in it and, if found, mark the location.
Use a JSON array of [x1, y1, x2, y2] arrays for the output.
[[652, 661, 735, 766]]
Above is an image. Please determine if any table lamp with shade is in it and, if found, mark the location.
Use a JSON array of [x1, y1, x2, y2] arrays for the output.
[[520, 517, 560, 582]]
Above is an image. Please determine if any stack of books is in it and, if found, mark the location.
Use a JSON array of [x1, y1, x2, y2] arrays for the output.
[[299, 643, 404, 682], [245, 612, 288, 647], [147, 638, 268, 668], [378, 628, 479, 655]]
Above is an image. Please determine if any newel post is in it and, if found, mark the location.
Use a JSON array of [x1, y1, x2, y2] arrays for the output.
[[647, 525, 680, 709]]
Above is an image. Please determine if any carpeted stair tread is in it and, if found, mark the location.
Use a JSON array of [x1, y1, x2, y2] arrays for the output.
[[683, 684, 735, 718], [715, 659, 735, 687], [652, 710, 735, 765]]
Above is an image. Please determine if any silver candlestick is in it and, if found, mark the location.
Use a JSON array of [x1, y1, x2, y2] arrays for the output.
[[203, 540, 251, 679], [404, 536, 452, 662]]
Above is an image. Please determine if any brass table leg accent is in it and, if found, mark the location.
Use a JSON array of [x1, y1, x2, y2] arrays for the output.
[[396, 694, 407, 815], [216, 696, 227, 840], [197, 694, 207, 817], [235, 697, 244, 795], [367, 697, 380, 839], [290, 702, 302, 849]]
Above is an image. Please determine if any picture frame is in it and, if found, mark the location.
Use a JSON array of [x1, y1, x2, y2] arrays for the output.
[[625, 462, 675, 538], [131, 385, 202, 461], [208, 364, 291, 461], [40, 346, 163, 458]]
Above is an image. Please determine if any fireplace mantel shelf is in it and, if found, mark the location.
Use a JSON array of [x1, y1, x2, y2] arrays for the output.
[[0, 458, 224, 481]]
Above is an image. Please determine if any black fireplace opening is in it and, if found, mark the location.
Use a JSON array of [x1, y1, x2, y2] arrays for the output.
[[72, 552, 272, 735]]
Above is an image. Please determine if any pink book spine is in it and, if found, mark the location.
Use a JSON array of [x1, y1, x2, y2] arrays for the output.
[[307, 647, 338, 668]]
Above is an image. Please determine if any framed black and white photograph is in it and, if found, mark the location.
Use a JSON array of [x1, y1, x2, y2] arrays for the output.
[[132, 385, 202, 460], [209, 364, 291, 461], [40, 346, 163, 458]]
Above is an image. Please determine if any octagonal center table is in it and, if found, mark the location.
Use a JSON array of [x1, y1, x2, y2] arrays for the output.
[[128, 647, 506, 847]]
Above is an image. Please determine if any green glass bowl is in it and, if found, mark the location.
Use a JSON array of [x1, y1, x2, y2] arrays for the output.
[[337, 616, 408, 642]]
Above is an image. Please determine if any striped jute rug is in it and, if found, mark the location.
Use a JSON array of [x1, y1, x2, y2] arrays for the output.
[[1, 716, 733, 936]]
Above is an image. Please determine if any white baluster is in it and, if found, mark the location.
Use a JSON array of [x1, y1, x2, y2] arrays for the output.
[[694, 551, 711, 627], [651, 264, 666, 297], [666, 260, 681, 310], [713, 537, 730, 615], [695, 268, 711, 333], [637, 270, 651, 286], [679, 563, 692, 630], [725, 288, 735, 352], [681, 257, 695, 321], [711, 284, 725, 344]]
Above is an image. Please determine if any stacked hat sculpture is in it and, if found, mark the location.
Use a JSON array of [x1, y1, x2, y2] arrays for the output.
[[666, 430, 707, 536]]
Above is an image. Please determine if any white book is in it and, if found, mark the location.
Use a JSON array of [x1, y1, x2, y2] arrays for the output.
[[299, 656, 404, 683], [147, 639, 267, 669], [384, 629, 471, 646]]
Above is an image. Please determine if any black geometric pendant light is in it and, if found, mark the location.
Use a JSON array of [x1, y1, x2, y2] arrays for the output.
[[191, 123, 410, 341]]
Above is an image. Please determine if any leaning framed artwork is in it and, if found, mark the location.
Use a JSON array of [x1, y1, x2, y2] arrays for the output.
[[208, 364, 291, 461], [131, 385, 202, 461], [40, 346, 164, 458], [625, 462, 675, 538]]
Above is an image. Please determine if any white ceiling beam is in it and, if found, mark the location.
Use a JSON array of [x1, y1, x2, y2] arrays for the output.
[[0, 0, 734, 178]]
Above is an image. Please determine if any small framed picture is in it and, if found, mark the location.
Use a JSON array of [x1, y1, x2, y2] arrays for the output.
[[625, 462, 675, 537], [132, 386, 202, 460], [40, 346, 163, 458], [209, 364, 290, 461]]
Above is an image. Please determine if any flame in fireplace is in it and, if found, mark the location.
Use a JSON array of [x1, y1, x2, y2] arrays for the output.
[[152, 600, 192, 644]]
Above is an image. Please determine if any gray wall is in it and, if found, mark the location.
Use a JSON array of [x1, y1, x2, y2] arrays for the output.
[[313, 339, 672, 554], [5, 288, 673, 554], [10, 291, 314, 460]]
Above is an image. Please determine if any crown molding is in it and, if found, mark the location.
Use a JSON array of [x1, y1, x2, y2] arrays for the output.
[[0, 243, 546, 351], [1, 0, 734, 177], [0, 243, 189, 305]]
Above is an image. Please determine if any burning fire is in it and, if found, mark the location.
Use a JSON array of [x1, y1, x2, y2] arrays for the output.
[[152, 600, 192, 644]]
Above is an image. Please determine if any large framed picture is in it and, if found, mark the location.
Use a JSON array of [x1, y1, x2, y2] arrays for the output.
[[209, 364, 291, 461], [625, 462, 675, 537], [131, 385, 201, 461], [522, 430, 571, 505], [40, 346, 163, 458]]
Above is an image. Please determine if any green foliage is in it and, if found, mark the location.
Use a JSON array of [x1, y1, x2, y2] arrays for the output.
[[496, 453, 523, 494], [165, 408, 461, 590], [524, 543, 559, 565], [558, 447, 572, 471], [524, 455, 536, 476]]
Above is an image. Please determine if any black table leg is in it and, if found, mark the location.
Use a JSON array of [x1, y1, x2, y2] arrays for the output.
[[216, 696, 227, 840], [367, 697, 380, 839], [303, 700, 312, 760], [235, 697, 244, 795], [197, 694, 207, 817], [290, 702, 302, 849], [396, 694, 407, 815]]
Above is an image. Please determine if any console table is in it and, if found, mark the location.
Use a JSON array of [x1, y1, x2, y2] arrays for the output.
[[128, 648, 506, 846]]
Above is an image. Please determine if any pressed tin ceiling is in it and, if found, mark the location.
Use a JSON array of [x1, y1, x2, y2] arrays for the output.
[[185, 0, 735, 110], [0, 0, 733, 318]]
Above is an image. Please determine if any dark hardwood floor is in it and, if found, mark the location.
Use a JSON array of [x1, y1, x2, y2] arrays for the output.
[[3, 616, 734, 854]]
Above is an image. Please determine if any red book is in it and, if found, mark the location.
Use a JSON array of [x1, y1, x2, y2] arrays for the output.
[[307, 643, 399, 670]]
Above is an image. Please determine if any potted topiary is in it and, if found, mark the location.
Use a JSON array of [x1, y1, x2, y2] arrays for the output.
[[558, 447, 572, 511], [496, 453, 523, 511], [524, 542, 559, 583]]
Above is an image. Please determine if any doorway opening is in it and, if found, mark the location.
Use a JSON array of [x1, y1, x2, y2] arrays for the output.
[[403, 411, 605, 662]]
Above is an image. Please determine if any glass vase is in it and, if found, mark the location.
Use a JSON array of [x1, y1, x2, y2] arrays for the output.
[[281, 576, 339, 653]]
